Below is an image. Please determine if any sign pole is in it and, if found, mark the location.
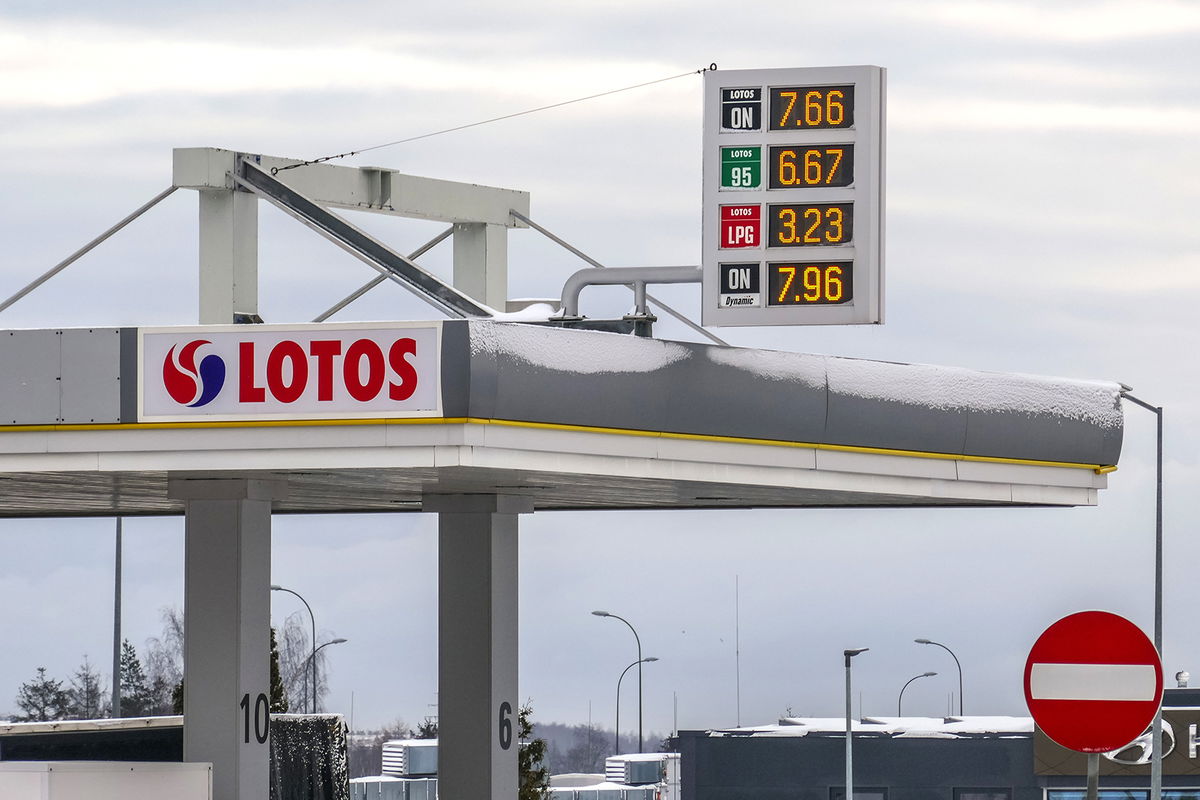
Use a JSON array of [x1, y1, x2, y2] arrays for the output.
[[1086, 753, 1099, 800]]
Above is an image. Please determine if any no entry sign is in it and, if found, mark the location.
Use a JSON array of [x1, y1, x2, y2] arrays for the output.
[[1024, 611, 1163, 753]]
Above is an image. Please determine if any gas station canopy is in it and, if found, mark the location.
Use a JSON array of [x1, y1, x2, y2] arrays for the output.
[[0, 319, 1121, 517]]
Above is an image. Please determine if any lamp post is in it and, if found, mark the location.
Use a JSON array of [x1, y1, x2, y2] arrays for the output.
[[305, 638, 348, 714], [615, 657, 658, 754], [593, 610, 647, 752], [914, 639, 962, 715], [1122, 389, 1164, 800], [271, 585, 316, 713], [845, 648, 868, 800], [898, 672, 937, 716]]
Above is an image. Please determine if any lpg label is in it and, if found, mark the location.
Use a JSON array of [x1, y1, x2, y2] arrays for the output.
[[139, 322, 440, 421], [719, 204, 762, 249]]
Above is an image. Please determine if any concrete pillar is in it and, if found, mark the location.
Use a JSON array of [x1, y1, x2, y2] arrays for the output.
[[425, 494, 532, 800], [199, 188, 258, 324], [170, 477, 286, 800], [452, 222, 508, 309]]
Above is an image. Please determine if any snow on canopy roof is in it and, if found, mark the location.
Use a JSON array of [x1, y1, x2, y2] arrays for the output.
[[706, 715, 1033, 739], [471, 321, 1122, 428]]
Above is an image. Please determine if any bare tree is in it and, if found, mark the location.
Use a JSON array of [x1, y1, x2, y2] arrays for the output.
[[349, 717, 412, 778], [67, 655, 107, 719], [145, 606, 184, 715], [277, 611, 312, 712]]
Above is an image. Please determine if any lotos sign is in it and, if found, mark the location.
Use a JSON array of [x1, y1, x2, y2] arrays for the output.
[[140, 323, 440, 422]]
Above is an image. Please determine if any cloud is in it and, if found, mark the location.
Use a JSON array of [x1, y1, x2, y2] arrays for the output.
[[0, 19, 690, 110], [892, 1, 1200, 43]]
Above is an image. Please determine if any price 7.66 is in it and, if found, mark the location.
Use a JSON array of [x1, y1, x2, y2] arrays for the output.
[[767, 262, 853, 305]]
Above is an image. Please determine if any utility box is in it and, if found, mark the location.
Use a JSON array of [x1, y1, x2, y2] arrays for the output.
[[0, 761, 212, 799]]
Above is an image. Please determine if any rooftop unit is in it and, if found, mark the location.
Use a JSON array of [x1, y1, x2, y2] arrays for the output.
[[380, 739, 438, 778]]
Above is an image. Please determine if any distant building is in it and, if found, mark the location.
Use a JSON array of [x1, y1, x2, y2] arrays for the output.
[[676, 689, 1200, 800]]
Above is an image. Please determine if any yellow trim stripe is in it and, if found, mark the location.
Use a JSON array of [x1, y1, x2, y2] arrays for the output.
[[0, 415, 1112, 472]]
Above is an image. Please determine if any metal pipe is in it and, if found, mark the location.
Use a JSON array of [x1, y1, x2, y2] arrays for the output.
[[845, 648, 868, 800], [304, 638, 348, 713], [594, 611, 645, 751], [511, 209, 728, 346], [0, 186, 178, 315], [915, 639, 963, 715], [1122, 390, 1164, 800], [112, 518, 122, 717], [272, 585, 316, 713], [897, 672, 936, 716], [561, 266, 701, 318]]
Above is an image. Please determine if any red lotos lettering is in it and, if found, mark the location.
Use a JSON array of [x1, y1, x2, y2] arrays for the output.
[[388, 338, 419, 401], [239, 342, 265, 402], [309, 340, 342, 401], [267, 340, 308, 403], [344, 339, 385, 401]]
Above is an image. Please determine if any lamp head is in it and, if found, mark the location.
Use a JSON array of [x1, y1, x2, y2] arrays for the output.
[[330, 638, 348, 645], [915, 638, 935, 645], [922, 671, 937, 677], [644, 657, 660, 663], [592, 610, 610, 617], [844, 647, 869, 658], [271, 585, 283, 591]]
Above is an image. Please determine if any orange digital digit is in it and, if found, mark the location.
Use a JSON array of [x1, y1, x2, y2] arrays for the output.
[[770, 85, 855, 130]]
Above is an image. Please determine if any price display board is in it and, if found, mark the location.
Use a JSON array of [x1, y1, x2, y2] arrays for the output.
[[702, 66, 885, 326]]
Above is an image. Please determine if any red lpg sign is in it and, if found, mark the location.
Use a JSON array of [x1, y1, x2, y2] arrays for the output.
[[139, 322, 440, 422]]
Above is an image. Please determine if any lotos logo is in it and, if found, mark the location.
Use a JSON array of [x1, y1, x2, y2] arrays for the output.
[[163, 340, 227, 407], [141, 324, 440, 422]]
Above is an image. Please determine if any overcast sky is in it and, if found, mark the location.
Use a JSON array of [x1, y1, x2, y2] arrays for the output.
[[1, 0, 1199, 738]]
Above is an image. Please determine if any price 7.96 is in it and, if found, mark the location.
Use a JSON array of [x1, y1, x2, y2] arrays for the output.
[[767, 262, 853, 306]]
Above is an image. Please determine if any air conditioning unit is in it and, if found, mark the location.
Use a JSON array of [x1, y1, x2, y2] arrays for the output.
[[381, 739, 438, 777], [605, 754, 669, 784]]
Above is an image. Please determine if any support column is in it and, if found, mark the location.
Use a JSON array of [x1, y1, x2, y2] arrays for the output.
[[452, 222, 508, 309], [170, 477, 286, 800], [199, 187, 258, 323], [425, 494, 532, 800]]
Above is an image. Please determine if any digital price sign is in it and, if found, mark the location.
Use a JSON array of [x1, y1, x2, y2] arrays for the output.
[[702, 66, 885, 326]]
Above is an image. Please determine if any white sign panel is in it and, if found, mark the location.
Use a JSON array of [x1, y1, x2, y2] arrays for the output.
[[139, 322, 441, 422], [701, 65, 886, 327]]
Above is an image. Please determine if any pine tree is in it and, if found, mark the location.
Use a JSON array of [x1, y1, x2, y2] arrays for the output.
[[170, 628, 291, 715], [415, 716, 438, 739], [66, 656, 106, 719], [518, 703, 549, 800], [119, 639, 153, 717], [270, 627, 288, 713], [14, 667, 70, 722]]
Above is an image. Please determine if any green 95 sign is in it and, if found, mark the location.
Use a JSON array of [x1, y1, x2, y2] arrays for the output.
[[721, 146, 761, 190]]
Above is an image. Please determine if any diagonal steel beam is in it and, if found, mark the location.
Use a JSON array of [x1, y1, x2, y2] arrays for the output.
[[234, 160, 491, 319]]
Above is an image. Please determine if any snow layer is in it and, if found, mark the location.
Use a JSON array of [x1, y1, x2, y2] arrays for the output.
[[828, 358, 1122, 428], [471, 321, 691, 375], [469, 321, 1121, 428], [706, 345, 826, 389], [710, 716, 1034, 738]]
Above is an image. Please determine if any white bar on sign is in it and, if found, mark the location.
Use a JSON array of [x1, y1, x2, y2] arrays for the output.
[[1030, 663, 1157, 701]]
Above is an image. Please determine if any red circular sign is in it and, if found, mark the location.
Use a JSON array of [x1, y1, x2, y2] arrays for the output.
[[1024, 611, 1163, 753]]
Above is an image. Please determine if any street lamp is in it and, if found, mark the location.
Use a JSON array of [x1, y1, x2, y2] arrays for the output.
[[272, 585, 316, 713], [898, 672, 937, 716], [615, 657, 658, 754], [844, 647, 868, 800], [915, 639, 962, 715], [1121, 388, 1164, 800], [593, 610, 647, 751], [305, 638, 348, 714]]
